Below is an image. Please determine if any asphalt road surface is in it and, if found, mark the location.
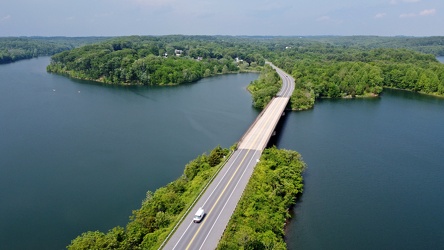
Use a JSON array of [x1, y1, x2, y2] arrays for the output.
[[162, 63, 294, 250]]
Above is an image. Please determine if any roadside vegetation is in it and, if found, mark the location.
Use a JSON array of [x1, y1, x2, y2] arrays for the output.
[[67, 146, 305, 250], [67, 146, 229, 250], [217, 146, 306, 250], [247, 64, 281, 109]]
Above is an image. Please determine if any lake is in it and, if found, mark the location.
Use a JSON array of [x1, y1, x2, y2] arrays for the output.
[[1, 57, 443, 249], [0, 57, 259, 249], [282, 90, 444, 249]]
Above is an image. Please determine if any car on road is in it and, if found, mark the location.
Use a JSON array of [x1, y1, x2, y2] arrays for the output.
[[193, 207, 205, 223]]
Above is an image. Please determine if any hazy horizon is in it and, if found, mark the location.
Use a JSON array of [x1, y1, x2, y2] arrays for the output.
[[1, 0, 443, 37]]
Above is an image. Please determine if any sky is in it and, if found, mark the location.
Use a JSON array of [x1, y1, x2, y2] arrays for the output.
[[0, 0, 443, 37]]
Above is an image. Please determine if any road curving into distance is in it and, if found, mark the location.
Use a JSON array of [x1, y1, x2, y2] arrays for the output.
[[162, 62, 294, 250]]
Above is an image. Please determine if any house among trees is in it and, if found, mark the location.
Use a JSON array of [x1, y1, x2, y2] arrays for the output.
[[175, 49, 183, 56]]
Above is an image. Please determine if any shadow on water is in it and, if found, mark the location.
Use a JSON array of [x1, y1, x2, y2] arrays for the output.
[[63, 75, 200, 101], [382, 87, 444, 103], [266, 111, 290, 148]]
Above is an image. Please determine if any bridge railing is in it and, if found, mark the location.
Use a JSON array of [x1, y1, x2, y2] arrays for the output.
[[236, 96, 276, 149]]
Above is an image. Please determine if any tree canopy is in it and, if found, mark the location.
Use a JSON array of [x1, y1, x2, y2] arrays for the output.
[[268, 46, 444, 110], [0, 37, 109, 64], [46, 36, 266, 85], [42, 35, 444, 109]]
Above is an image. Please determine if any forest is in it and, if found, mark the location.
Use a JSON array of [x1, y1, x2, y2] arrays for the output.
[[0, 37, 109, 64], [46, 36, 265, 85], [41, 35, 444, 111], [269, 46, 444, 110], [247, 64, 282, 109], [305, 36, 444, 56]]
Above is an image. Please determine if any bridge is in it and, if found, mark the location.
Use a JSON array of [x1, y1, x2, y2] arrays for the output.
[[162, 63, 295, 250]]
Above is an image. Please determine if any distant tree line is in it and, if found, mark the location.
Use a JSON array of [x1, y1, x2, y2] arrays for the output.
[[304, 36, 444, 56], [267, 46, 444, 110], [0, 37, 109, 64]]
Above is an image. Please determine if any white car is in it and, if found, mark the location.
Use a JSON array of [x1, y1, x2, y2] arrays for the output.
[[193, 207, 205, 223]]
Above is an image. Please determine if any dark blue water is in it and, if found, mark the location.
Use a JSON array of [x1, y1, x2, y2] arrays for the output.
[[281, 91, 444, 249], [0, 57, 259, 249]]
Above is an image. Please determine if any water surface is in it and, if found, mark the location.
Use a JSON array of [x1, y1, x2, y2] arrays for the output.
[[281, 90, 444, 249], [0, 57, 259, 249]]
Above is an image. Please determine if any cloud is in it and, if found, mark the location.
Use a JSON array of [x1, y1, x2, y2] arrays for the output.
[[420, 9, 436, 16], [375, 13, 387, 19], [400, 9, 436, 18], [1, 15, 11, 23]]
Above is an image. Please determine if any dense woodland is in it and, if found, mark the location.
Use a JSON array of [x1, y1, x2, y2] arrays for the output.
[[46, 36, 265, 85], [42, 35, 444, 110], [269, 46, 444, 110], [306, 36, 444, 56], [0, 37, 109, 64], [247, 64, 282, 109]]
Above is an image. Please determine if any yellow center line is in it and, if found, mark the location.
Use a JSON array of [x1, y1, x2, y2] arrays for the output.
[[184, 95, 286, 249], [185, 148, 252, 250]]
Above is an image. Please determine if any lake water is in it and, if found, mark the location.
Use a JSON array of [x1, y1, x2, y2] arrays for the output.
[[281, 91, 444, 249], [1, 57, 444, 250], [0, 57, 259, 249]]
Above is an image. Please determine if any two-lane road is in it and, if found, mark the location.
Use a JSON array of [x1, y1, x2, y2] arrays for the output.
[[165, 148, 261, 250], [267, 61, 295, 97], [162, 63, 294, 250]]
